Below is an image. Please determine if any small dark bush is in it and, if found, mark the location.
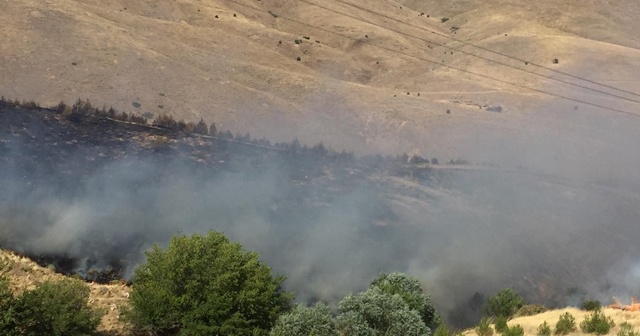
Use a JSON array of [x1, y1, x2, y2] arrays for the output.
[[441, 18, 450, 23], [617, 322, 640, 336], [538, 321, 551, 336], [486, 289, 525, 318], [504, 324, 524, 336], [580, 310, 615, 335], [555, 312, 577, 335], [495, 316, 508, 334], [434, 324, 451, 336], [476, 317, 494, 336], [515, 304, 547, 317], [582, 300, 602, 311]]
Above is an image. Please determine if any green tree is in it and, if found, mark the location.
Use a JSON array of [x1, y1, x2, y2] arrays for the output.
[[126, 231, 292, 336], [580, 310, 615, 335], [270, 303, 337, 336], [370, 272, 441, 330], [494, 316, 508, 334], [12, 278, 102, 336], [555, 312, 576, 335], [337, 286, 430, 336], [537, 321, 551, 336], [486, 289, 525, 318]]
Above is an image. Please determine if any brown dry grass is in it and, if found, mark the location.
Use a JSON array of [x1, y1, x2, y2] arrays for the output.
[[1, 0, 639, 156]]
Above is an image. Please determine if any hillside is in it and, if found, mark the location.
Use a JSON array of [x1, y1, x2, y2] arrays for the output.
[[2, 101, 640, 329], [2, 0, 640, 159]]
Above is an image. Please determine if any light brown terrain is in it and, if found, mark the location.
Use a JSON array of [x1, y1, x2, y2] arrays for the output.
[[2, 0, 640, 159]]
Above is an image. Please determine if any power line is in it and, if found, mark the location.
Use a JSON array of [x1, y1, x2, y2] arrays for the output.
[[296, 0, 640, 105], [318, 0, 640, 100], [221, 0, 640, 117]]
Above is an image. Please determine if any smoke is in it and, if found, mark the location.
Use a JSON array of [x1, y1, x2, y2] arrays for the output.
[[2, 103, 640, 328]]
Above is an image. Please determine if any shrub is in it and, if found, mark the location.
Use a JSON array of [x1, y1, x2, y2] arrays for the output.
[[476, 317, 494, 336], [486, 289, 525, 318], [538, 321, 551, 336], [270, 303, 337, 336], [434, 324, 451, 336], [8, 278, 103, 335], [580, 310, 615, 335], [337, 286, 429, 336], [503, 324, 524, 336], [370, 272, 441, 329], [193, 119, 209, 135], [494, 316, 508, 334], [582, 300, 602, 311], [617, 322, 640, 336], [515, 304, 547, 317], [555, 312, 577, 335], [125, 231, 292, 336]]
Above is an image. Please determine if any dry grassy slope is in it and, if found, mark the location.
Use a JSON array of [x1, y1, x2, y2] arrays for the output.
[[460, 308, 640, 336], [0, 249, 130, 335], [1, 0, 640, 156]]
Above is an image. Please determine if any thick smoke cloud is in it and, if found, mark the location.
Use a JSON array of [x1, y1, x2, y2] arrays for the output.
[[2, 102, 640, 328]]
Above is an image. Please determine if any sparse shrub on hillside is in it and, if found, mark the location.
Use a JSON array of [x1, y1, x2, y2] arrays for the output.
[[476, 317, 494, 336], [538, 321, 551, 336], [193, 119, 209, 135], [270, 303, 337, 336], [580, 310, 615, 335], [153, 113, 178, 129], [503, 324, 524, 336], [486, 289, 525, 318], [209, 122, 217, 136], [515, 304, 547, 317], [125, 231, 292, 336], [582, 299, 602, 311], [494, 316, 508, 333], [617, 322, 640, 336], [555, 312, 577, 335], [370, 272, 441, 330], [337, 286, 430, 336]]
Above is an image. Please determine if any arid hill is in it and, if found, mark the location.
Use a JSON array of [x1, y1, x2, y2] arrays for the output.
[[2, 0, 640, 159]]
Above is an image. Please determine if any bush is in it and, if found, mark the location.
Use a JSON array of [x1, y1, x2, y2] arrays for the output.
[[555, 312, 577, 335], [0, 277, 103, 336], [618, 322, 640, 336], [337, 286, 429, 336], [434, 324, 451, 336], [270, 303, 337, 336], [486, 289, 525, 318], [580, 310, 615, 335], [538, 321, 551, 336], [125, 231, 292, 336], [476, 317, 494, 336], [495, 316, 508, 334], [504, 324, 524, 336], [515, 304, 547, 317], [582, 300, 602, 311], [370, 272, 441, 329]]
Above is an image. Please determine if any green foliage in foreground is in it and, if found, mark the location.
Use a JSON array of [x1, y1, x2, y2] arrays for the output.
[[503, 324, 524, 336], [554, 312, 577, 335], [371, 272, 442, 330], [337, 286, 430, 336], [0, 274, 102, 336], [125, 231, 292, 336], [270, 272, 439, 336], [270, 303, 337, 336], [537, 321, 551, 336], [580, 309, 615, 335]]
